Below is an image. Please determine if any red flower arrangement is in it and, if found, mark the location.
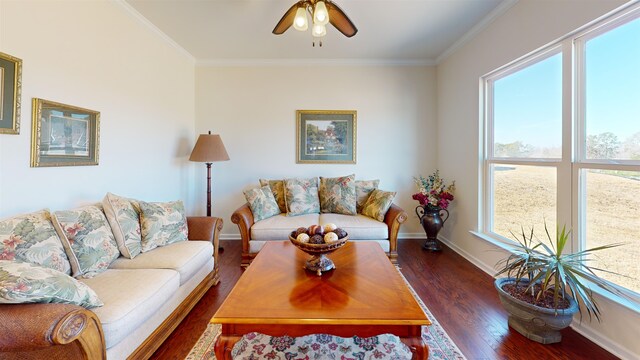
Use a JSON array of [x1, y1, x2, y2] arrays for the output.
[[412, 170, 455, 210]]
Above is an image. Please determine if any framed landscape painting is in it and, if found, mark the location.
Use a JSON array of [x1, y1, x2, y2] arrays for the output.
[[0, 52, 22, 134], [296, 110, 356, 164], [31, 98, 100, 167]]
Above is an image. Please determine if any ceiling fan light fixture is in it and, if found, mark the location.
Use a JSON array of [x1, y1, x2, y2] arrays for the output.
[[313, 1, 329, 26], [312, 23, 327, 37], [293, 6, 309, 31]]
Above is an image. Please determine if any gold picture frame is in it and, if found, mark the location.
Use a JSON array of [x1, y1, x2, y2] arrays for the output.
[[31, 98, 100, 167], [296, 110, 357, 164], [0, 52, 22, 134]]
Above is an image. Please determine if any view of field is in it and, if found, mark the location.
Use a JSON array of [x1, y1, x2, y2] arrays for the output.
[[493, 165, 640, 295]]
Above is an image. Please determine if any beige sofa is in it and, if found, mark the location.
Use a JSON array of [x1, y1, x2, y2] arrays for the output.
[[232, 203, 407, 267], [0, 216, 222, 360]]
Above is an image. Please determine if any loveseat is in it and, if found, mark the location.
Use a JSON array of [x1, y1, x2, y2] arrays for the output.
[[0, 196, 222, 360], [232, 176, 408, 267]]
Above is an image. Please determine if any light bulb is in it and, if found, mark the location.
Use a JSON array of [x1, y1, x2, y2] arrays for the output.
[[313, 1, 329, 26], [312, 23, 326, 37], [293, 6, 308, 31]]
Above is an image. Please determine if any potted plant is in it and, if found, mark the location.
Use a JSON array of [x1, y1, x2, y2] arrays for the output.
[[412, 170, 455, 251], [494, 223, 625, 344]]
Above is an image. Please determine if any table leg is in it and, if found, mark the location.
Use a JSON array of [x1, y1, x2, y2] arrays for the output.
[[214, 333, 238, 360], [401, 335, 429, 360]]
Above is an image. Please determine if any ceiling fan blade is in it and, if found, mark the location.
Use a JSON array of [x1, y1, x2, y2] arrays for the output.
[[326, 1, 358, 37], [273, 1, 303, 35]]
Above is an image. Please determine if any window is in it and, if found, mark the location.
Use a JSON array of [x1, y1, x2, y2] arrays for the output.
[[482, 4, 640, 300], [486, 50, 562, 241]]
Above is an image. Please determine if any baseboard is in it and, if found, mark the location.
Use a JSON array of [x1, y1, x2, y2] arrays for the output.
[[570, 320, 636, 360], [220, 234, 241, 241], [437, 235, 495, 276], [398, 233, 426, 239]]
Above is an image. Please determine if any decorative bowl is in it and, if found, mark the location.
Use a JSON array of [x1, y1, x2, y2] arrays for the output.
[[289, 232, 349, 276]]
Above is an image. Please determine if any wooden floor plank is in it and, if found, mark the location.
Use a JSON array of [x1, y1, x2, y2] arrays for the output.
[[150, 239, 618, 360]]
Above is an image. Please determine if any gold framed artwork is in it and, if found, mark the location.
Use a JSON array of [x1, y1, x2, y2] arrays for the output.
[[31, 98, 100, 167], [296, 110, 357, 164], [0, 52, 22, 134]]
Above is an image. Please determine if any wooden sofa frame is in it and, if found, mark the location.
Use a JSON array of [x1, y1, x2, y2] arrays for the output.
[[0, 216, 223, 360], [231, 203, 407, 267]]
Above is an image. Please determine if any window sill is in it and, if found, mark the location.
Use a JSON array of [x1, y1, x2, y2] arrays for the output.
[[469, 230, 516, 252]]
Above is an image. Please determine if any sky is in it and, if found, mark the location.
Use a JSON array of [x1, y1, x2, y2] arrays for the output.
[[492, 16, 639, 152]]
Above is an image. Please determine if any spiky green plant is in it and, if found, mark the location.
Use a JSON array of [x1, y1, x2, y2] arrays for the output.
[[495, 222, 626, 321]]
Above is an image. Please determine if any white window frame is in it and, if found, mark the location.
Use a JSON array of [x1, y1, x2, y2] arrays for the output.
[[479, 2, 640, 309], [481, 44, 567, 244]]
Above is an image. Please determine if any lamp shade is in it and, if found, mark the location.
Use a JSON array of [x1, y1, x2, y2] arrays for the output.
[[189, 133, 230, 163]]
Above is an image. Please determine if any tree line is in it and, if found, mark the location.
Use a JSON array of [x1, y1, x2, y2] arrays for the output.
[[494, 131, 640, 159]]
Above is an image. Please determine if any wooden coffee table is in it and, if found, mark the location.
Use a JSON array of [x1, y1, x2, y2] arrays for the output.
[[212, 241, 431, 359]]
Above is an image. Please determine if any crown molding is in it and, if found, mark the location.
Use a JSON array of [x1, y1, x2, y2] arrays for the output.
[[113, 0, 195, 64], [436, 0, 520, 64], [196, 58, 436, 67]]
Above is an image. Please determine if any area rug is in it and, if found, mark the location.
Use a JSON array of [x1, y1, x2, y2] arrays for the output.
[[186, 271, 466, 360]]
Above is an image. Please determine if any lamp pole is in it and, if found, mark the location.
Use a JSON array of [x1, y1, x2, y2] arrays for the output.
[[206, 162, 212, 217]]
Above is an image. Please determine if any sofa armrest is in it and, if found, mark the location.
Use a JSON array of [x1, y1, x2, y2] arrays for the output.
[[384, 203, 408, 261], [0, 303, 105, 359], [231, 203, 254, 255], [187, 216, 223, 268]]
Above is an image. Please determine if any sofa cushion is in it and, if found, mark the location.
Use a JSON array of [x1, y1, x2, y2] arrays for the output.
[[102, 192, 142, 259], [355, 179, 380, 213], [139, 200, 188, 253], [244, 185, 281, 222], [0, 209, 71, 275], [361, 189, 397, 222], [284, 177, 320, 216], [108, 241, 213, 285], [319, 174, 357, 215], [251, 214, 320, 240], [319, 214, 388, 240], [249, 239, 389, 253], [0, 260, 102, 308], [80, 268, 179, 349], [52, 205, 120, 279], [259, 179, 287, 213]]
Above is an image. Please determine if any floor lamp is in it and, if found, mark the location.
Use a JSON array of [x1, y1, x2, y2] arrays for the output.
[[189, 131, 229, 250]]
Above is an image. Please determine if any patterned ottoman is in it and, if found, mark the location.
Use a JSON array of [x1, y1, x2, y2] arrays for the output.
[[231, 332, 412, 359]]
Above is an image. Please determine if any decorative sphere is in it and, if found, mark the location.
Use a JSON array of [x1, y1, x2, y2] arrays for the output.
[[323, 223, 337, 232], [334, 228, 347, 239], [295, 227, 309, 237], [308, 224, 324, 236], [296, 233, 310, 243], [324, 232, 338, 243], [309, 234, 324, 244]]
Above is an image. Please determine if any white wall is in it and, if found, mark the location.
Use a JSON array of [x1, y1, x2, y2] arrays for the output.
[[0, 0, 196, 218], [195, 65, 437, 237], [437, 0, 638, 358]]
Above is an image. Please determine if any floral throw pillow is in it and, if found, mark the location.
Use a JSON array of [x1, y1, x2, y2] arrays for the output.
[[361, 189, 397, 222], [356, 179, 380, 213], [319, 174, 357, 215], [139, 200, 188, 253], [244, 185, 281, 222], [284, 177, 320, 216], [259, 179, 287, 213], [0, 260, 102, 309], [0, 210, 71, 275], [53, 205, 120, 279], [102, 193, 141, 259]]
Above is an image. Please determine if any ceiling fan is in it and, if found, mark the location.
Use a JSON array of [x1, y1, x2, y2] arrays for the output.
[[273, 0, 358, 46]]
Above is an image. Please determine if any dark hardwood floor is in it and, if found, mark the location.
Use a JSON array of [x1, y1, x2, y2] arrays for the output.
[[150, 239, 618, 360]]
